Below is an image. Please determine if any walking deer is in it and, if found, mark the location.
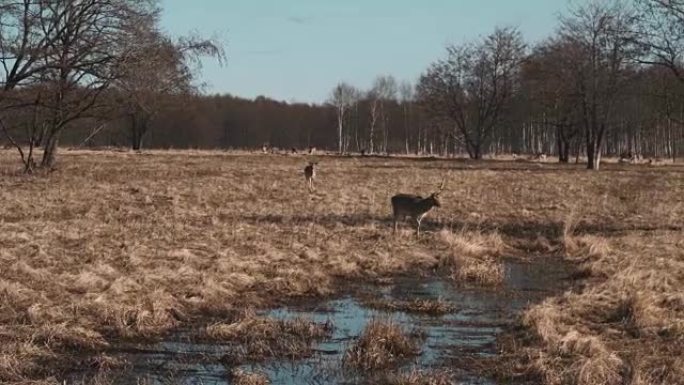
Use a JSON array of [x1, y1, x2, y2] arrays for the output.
[[391, 180, 445, 235], [304, 162, 317, 191]]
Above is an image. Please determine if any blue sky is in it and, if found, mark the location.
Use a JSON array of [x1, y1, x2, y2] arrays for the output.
[[160, 0, 569, 104]]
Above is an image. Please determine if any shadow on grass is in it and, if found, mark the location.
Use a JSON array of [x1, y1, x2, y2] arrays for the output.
[[228, 213, 682, 240]]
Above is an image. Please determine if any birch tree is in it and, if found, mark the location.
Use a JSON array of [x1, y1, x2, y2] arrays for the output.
[[328, 82, 358, 154]]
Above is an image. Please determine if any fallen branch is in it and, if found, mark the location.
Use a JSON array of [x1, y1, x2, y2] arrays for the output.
[[78, 122, 108, 147]]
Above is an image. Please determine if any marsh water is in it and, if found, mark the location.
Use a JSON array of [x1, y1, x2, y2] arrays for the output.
[[69, 259, 571, 385]]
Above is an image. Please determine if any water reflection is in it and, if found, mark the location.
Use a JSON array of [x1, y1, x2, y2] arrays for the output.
[[66, 260, 571, 385]]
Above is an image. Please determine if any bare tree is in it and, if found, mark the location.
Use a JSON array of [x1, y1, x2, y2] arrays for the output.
[[418, 27, 525, 159], [399, 80, 413, 154], [113, 13, 224, 150], [0, 90, 44, 172], [0, 0, 159, 170], [367, 88, 379, 154], [328, 82, 358, 154], [559, 0, 640, 170], [367, 75, 396, 154], [637, 0, 684, 80], [0, 0, 61, 172], [523, 39, 582, 163]]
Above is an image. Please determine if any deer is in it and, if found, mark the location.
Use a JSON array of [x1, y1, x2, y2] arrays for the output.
[[391, 179, 445, 235], [304, 161, 317, 192]]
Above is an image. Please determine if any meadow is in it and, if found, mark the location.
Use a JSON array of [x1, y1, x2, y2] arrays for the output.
[[0, 149, 682, 384]]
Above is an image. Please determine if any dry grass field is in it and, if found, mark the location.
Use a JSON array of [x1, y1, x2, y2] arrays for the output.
[[0, 149, 683, 384]]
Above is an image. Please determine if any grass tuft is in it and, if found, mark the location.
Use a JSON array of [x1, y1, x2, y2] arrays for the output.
[[343, 318, 421, 371], [206, 313, 332, 363], [438, 229, 506, 286], [229, 368, 270, 385], [360, 297, 455, 315]]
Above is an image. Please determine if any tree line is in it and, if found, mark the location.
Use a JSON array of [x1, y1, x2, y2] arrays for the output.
[[2, 0, 684, 171], [328, 0, 684, 170]]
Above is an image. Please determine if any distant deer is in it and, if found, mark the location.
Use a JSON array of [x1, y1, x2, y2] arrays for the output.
[[304, 161, 318, 192], [391, 180, 444, 235]]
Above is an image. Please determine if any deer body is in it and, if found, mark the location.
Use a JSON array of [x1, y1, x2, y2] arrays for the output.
[[391, 193, 441, 234], [304, 162, 316, 191]]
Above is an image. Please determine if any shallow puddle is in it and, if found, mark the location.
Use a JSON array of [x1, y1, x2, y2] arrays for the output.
[[67, 259, 571, 385]]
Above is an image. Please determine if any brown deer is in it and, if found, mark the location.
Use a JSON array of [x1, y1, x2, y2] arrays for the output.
[[304, 161, 317, 192], [391, 180, 445, 235]]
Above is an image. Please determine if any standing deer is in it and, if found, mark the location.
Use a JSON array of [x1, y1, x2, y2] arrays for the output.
[[391, 180, 444, 235], [304, 162, 317, 192]]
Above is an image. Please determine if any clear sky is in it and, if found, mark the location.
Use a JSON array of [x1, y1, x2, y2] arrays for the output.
[[160, 0, 570, 104]]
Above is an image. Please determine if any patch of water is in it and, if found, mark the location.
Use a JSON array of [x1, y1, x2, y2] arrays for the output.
[[66, 260, 571, 385]]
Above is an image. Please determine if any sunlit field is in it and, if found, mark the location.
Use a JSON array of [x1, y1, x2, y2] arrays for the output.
[[0, 149, 682, 384]]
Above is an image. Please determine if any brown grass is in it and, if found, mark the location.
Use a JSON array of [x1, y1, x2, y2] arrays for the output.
[[520, 230, 684, 385], [360, 297, 455, 315], [204, 311, 332, 363], [437, 229, 506, 286], [343, 318, 422, 371], [0, 149, 683, 384], [229, 368, 270, 385]]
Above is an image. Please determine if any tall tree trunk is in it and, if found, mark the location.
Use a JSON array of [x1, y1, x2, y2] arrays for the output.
[[132, 128, 144, 151], [381, 103, 388, 154], [416, 125, 421, 155], [369, 100, 379, 154], [586, 141, 595, 170], [557, 126, 571, 163], [130, 111, 152, 151], [41, 130, 60, 169], [369, 121, 375, 154], [403, 104, 409, 155], [337, 106, 344, 154], [353, 104, 360, 152], [586, 134, 603, 170]]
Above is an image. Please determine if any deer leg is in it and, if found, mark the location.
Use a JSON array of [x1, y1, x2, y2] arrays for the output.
[[416, 218, 421, 235]]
